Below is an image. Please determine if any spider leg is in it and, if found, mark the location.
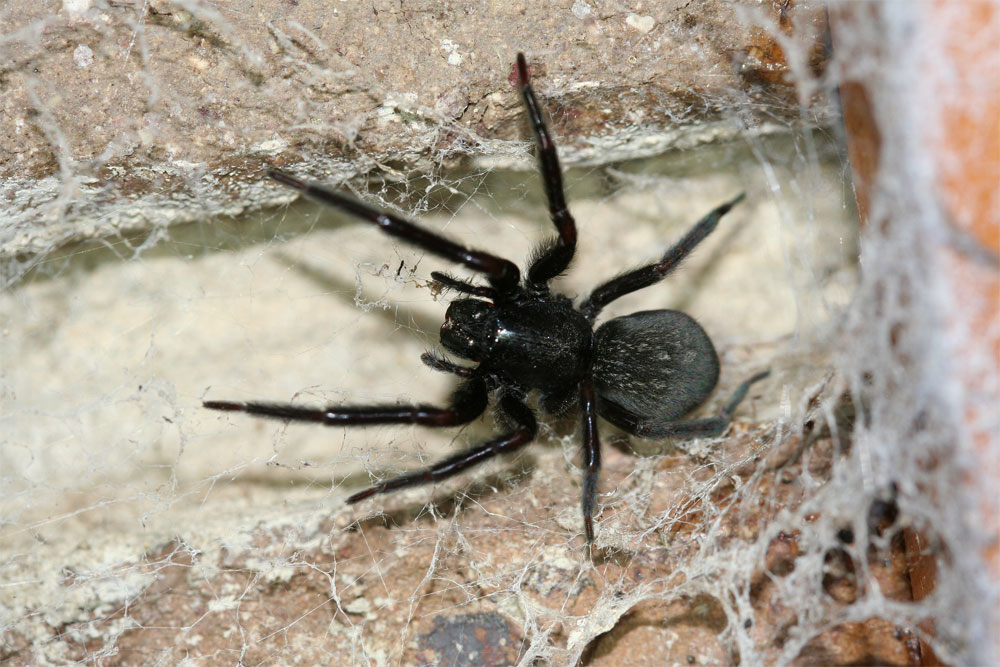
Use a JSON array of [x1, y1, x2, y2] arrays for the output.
[[346, 393, 537, 503], [420, 351, 476, 378], [516, 53, 578, 288], [633, 370, 770, 439], [204, 377, 489, 427], [430, 271, 496, 299], [268, 170, 521, 293], [579, 193, 745, 320], [580, 380, 601, 544]]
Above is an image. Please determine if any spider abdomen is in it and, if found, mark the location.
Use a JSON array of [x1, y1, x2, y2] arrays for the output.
[[592, 309, 720, 432]]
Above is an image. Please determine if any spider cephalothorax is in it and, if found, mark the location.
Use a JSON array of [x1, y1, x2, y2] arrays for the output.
[[205, 53, 768, 543]]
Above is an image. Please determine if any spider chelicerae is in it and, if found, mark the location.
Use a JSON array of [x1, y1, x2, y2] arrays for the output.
[[205, 53, 769, 543]]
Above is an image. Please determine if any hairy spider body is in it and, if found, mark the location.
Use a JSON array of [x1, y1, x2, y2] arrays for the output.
[[443, 296, 592, 406], [594, 310, 720, 434], [205, 53, 768, 544]]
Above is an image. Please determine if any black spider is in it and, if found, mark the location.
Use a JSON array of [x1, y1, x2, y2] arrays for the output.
[[204, 53, 769, 544]]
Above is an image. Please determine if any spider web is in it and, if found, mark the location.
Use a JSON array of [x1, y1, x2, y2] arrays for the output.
[[2, 1, 997, 665]]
